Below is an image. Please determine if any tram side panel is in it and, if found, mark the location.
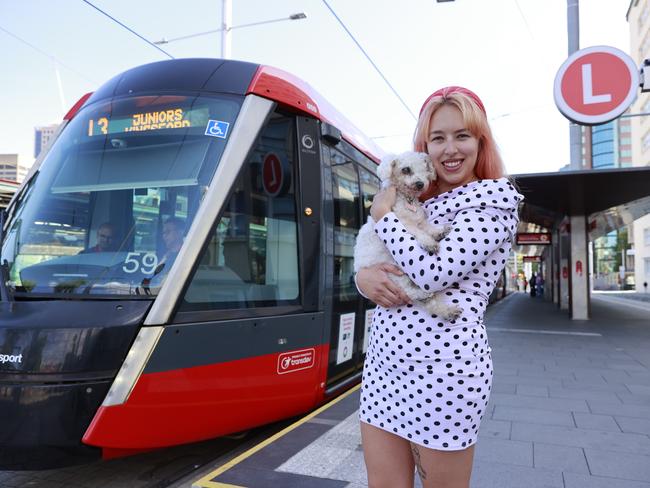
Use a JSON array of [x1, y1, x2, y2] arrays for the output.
[[83, 110, 329, 450]]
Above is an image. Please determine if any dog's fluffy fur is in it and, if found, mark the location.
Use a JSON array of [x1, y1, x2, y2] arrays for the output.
[[354, 151, 462, 320]]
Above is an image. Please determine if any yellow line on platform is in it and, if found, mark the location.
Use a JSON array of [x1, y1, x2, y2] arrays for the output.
[[191, 384, 361, 488]]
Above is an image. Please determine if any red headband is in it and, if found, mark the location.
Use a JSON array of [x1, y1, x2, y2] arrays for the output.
[[418, 86, 487, 117]]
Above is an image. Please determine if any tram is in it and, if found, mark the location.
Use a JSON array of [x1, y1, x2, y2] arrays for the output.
[[0, 58, 385, 469]]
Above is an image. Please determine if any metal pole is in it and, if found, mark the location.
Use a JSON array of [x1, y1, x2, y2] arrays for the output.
[[568, 0, 581, 169], [221, 0, 232, 59]]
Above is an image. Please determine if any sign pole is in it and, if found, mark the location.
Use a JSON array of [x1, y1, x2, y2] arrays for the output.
[[567, 0, 581, 170]]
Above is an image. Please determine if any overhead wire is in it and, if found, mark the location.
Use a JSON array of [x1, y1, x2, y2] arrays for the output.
[[0, 25, 97, 84], [320, 0, 418, 122], [80, 0, 174, 59]]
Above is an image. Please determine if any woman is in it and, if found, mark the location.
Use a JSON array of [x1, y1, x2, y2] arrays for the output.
[[356, 86, 523, 488]]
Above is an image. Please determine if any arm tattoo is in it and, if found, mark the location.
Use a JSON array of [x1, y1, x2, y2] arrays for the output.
[[411, 444, 427, 480]]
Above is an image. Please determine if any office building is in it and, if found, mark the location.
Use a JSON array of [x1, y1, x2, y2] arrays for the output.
[[34, 123, 59, 159]]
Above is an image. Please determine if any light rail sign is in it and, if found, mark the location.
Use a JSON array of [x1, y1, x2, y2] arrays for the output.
[[554, 45, 639, 125]]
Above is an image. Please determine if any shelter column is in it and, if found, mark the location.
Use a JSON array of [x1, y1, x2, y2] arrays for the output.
[[559, 221, 570, 310], [570, 215, 590, 320], [552, 228, 560, 305]]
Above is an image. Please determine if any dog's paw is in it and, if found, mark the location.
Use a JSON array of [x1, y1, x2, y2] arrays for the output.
[[421, 240, 440, 254], [442, 305, 463, 321]]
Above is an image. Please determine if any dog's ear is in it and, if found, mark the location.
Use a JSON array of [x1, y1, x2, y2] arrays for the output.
[[377, 155, 396, 183], [423, 153, 436, 180]]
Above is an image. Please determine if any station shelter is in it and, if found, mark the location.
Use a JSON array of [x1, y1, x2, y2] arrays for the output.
[[512, 166, 650, 319]]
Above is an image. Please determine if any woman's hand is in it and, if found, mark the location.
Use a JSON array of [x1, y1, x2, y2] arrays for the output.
[[370, 186, 396, 221], [356, 263, 412, 308]]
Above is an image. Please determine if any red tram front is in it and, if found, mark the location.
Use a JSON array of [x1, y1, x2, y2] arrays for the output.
[[0, 58, 384, 468]]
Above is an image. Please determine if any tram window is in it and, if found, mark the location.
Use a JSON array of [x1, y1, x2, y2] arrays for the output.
[[181, 112, 300, 310], [331, 154, 361, 303], [359, 167, 380, 221]]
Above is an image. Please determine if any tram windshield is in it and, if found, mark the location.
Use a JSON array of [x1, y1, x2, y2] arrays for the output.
[[0, 93, 241, 297]]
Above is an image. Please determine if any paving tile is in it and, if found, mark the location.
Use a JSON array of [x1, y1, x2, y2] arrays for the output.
[[625, 372, 650, 385], [548, 387, 622, 403], [584, 448, 650, 482], [573, 371, 611, 383], [474, 437, 533, 467], [491, 381, 517, 394], [516, 384, 549, 397], [602, 370, 634, 383], [615, 416, 650, 435], [533, 443, 589, 473], [478, 419, 511, 439], [563, 472, 650, 488], [561, 379, 630, 393], [470, 461, 563, 488], [217, 467, 349, 488], [573, 412, 621, 432], [607, 362, 648, 373], [511, 422, 650, 455], [493, 405, 574, 427], [495, 374, 563, 388], [490, 392, 590, 413], [325, 450, 367, 485], [617, 391, 650, 406], [627, 383, 650, 395], [277, 444, 355, 478], [588, 400, 650, 419]]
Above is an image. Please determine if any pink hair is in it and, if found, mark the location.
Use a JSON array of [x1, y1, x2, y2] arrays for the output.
[[413, 88, 505, 180]]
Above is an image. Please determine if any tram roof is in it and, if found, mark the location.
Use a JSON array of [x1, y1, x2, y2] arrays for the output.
[[512, 166, 650, 235], [77, 58, 386, 163]]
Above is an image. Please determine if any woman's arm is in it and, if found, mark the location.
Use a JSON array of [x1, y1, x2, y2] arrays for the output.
[[374, 208, 511, 293]]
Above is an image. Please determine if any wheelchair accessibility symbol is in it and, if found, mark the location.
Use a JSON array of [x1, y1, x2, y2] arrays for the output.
[[205, 120, 230, 139]]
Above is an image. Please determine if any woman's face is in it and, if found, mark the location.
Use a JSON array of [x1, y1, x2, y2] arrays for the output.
[[426, 104, 479, 193]]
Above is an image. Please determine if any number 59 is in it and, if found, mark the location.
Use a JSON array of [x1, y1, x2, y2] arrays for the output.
[[123, 252, 158, 275]]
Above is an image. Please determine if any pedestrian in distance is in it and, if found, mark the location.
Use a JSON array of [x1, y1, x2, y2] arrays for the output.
[[355, 86, 523, 488], [536, 273, 544, 297], [529, 272, 536, 297]]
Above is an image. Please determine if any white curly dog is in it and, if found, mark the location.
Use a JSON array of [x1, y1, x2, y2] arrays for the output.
[[353, 151, 462, 320]]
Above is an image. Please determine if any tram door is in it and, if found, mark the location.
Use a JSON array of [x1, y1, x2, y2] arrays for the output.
[[171, 110, 324, 429], [326, 146, 380, 385]]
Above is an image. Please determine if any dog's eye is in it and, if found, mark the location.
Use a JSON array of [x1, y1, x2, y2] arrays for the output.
[[401, 167, 411, 175]]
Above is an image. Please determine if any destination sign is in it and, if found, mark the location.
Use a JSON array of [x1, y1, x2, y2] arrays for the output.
[[87, 107, 209, 136], [523, 256, 542, 263], [516, 233, 552, 245]]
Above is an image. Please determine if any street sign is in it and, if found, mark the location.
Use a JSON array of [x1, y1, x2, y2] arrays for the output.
[[523, 256, 542, 263], [516, 233, 552, 245], [554, 45, 639, 125]]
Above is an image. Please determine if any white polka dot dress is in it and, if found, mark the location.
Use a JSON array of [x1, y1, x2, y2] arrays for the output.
[[360, 178, 523, 450]]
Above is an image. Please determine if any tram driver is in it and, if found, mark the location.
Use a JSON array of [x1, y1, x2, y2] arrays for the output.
[[160, 217, 185, 266], [80, 222, 117, 253]]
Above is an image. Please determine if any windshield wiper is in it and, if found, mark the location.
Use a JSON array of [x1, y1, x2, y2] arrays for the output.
[[0, 259, 13, 302], [0, 209, 12, 302]]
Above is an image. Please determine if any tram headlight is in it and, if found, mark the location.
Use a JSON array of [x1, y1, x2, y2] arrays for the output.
[[102, 326, 164, 406]]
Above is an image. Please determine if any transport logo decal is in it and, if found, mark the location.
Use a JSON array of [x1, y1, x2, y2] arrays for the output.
[[0, 353, 23, 365], [205, 119, 230, 139], [277, 348, 315, 375]]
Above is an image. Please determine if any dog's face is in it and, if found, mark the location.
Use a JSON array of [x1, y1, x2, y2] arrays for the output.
[[378, 151, 436, 198]]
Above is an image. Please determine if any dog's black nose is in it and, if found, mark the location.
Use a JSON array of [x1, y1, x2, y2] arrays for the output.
[[415, 181, 424, 190]]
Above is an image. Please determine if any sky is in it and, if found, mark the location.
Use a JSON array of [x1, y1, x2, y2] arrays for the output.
[[0, 0, 633, 177]]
